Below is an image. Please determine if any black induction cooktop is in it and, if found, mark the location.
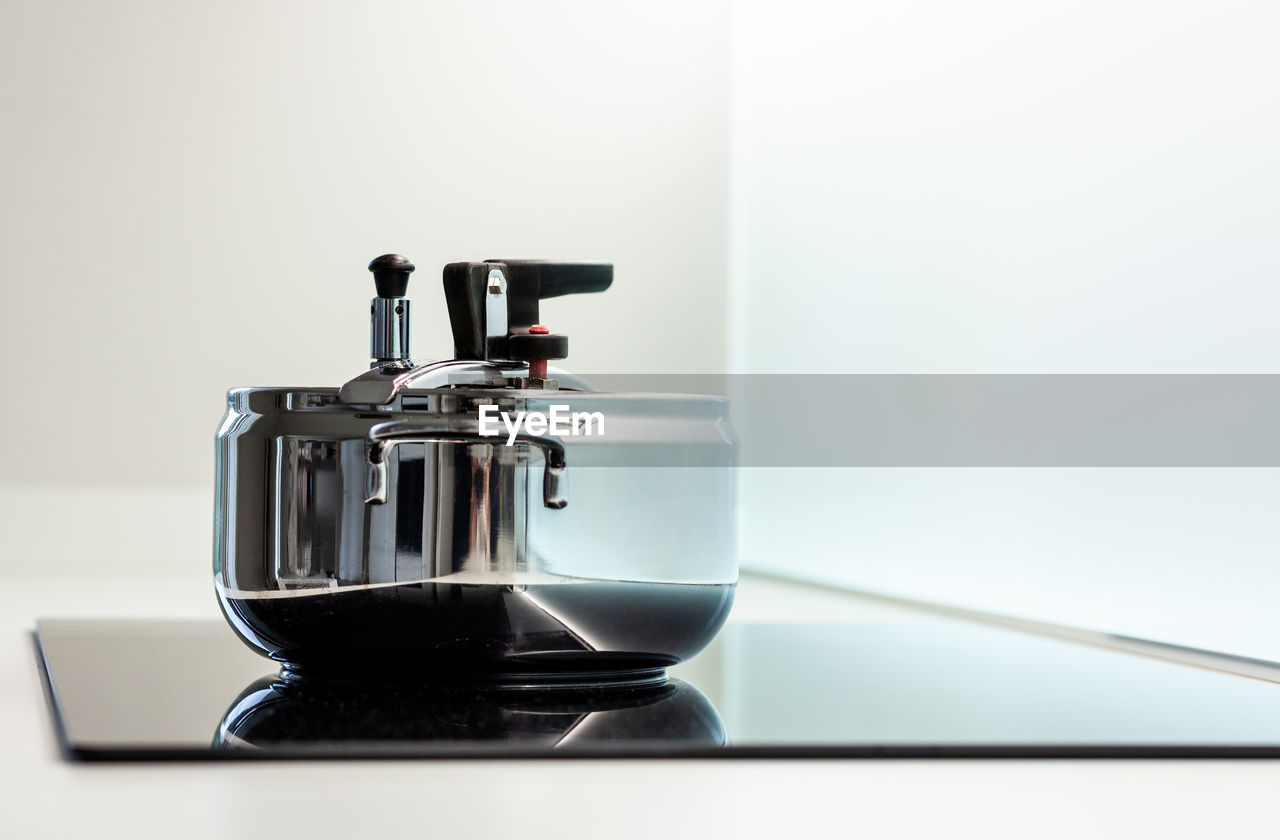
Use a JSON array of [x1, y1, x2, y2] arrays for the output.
[[34, 613, 1280, 760]]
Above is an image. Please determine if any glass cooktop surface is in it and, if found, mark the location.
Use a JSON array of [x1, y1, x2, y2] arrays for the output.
[[34, 614, 1280, 760]]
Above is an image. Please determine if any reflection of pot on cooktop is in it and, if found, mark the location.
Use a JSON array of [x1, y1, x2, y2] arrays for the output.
[[215, 675, 726, 750]]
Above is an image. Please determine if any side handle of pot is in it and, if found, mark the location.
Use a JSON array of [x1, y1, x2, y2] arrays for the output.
[[363, 421, 567, 510]]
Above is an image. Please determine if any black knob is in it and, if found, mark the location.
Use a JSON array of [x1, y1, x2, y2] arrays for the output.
[[508, 330, 569, 363], [368, 254, 415, 298]]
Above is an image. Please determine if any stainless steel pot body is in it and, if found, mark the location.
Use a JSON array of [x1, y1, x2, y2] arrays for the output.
[[214, 385, 738, 680]]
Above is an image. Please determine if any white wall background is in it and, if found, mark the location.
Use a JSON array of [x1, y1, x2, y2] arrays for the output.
[[730, 0, 1280, 659], [0, 0, 730, 488], [729, 0, 1280, 375], [7, 0, 1280, 660]]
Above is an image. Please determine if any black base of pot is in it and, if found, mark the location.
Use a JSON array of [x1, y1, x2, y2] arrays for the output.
[[274, 660, 670, 690], [217, 579, 735, 683]]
